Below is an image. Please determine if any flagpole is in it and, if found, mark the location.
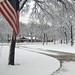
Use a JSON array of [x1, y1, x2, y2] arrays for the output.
[[8, 31, 16, 65]]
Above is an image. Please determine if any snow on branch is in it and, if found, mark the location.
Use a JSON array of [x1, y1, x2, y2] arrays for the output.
[[19, 0, 28, 11], [35, 1, 55, 19]]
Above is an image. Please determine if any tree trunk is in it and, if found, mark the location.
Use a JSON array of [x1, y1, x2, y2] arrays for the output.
[[46, 34, 48, 45], [54, 33, 56, 44], [64, 31, 68, 44], [69, 21, 74, 46], [30, 32, 33, 43], [71, 25, 73, 46], [43, 33, 45, 45], [8, 33, 16, 65]]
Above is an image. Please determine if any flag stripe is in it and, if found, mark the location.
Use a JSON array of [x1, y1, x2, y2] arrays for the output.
[[0, 0, 19, 35], [5, 0, 16, 17], [1, 2, 16, 25], [16, 11, 19, 34], [0, 4, 17, 34], [5, 0, 18, 34]]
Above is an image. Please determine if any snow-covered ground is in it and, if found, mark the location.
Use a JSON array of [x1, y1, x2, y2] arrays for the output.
[[0, 42, 75, 75], [20, 42, 75, 54]]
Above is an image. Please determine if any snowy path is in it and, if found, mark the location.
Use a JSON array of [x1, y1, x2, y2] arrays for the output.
[[16, 44, 75, 75], [0, 43, 75, 75], [18, 45, 75, 61], [0, 45, 60, 75]]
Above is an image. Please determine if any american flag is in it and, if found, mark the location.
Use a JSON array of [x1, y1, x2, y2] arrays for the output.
[[0, 0, 19, 36]]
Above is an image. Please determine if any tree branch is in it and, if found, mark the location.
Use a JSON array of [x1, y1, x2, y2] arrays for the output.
[[19, 0, 28, 11], [35, 1, 55, 19]]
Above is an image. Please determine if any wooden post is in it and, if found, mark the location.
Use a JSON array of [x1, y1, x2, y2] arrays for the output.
[[8, 32, 16, 65]]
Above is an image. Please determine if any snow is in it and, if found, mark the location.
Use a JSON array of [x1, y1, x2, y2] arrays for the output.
[[0, 42, 75, 75], [21, 43, 75, 54], [53, 61, 75, 75], [0, 44, 60, 75]]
